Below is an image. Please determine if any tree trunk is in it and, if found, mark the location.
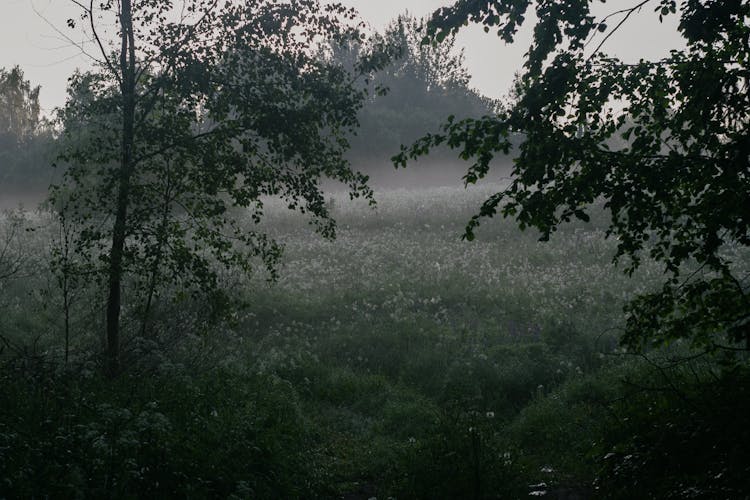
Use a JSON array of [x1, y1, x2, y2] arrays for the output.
[[140, 187, 171, 339], [105, 0, 137, 378]]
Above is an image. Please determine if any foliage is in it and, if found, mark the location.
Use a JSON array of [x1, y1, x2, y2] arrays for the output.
[[395, 0, 750, 353], [2, 185, 748, 497], [0, 66, 40, 144], [54, 0, 389, 374], [335, 14, 499, 164], [592, 362, 750, 499], [0, 211, 31, 282], [0, 366, 321, 498], [0, 67, 55, 196]]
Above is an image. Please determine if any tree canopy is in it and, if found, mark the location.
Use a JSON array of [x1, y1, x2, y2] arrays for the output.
[[395, 0, 750, 353], [0, 66, 55, 198], [55, 0, 387, 375], [0, 66, 40, 145], [337, 13, 499, 165]]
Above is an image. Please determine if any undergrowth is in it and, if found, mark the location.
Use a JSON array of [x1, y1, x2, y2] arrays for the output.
[[1, 185, 748, 498]]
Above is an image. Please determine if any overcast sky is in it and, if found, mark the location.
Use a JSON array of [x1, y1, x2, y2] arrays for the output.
[[1, 0, 683, 116]]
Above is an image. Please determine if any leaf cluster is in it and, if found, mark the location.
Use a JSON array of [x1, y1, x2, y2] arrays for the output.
[[395, 0, 750, 352], [53, 1, 387, 321]]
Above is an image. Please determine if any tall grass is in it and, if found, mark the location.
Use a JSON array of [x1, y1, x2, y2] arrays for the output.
[[1, 185, 747, 498]]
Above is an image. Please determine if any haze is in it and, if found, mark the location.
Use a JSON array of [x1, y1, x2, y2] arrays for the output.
[[2, 0, 683, 116]]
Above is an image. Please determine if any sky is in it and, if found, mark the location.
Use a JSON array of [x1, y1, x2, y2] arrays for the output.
[[1, 0, 684, 117]]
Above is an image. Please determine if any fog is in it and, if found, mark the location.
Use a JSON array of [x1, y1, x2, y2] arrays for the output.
[[2, 1, 682, 115], [2, 2, 749, 499]]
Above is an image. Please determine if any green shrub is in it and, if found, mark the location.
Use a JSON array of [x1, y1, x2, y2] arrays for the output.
[[0, 366, 320, 498]]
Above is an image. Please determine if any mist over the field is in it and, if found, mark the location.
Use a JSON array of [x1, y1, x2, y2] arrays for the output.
[[2, 2, 749, 499]]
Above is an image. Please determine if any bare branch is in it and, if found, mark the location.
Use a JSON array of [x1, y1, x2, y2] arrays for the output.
[[587, 0, 652, 61], [87, 0, 122, 83], [30, 0, 103, 66]]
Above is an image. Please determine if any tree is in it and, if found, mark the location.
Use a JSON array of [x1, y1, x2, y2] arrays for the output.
[[379, 13, 472, 94], [0, 67, 55, 197], [55, 0, 385, 376], [336, 13, 499, 164], [0, 66, 40, 145], [395, 0, 750, 354]]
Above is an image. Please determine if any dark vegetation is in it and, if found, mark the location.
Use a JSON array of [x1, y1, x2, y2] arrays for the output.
[[1, 0, 749, 498], [0, 66, 58, 205], [341, 14, 511, 187]]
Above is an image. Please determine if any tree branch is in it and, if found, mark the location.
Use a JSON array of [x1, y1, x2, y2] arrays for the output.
[[30, 0, 103, 68], [587, 0, 652, 61], [86, 0, 122, 83]]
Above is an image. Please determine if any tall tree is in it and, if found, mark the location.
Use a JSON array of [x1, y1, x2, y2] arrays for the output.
[[0, 66, 41, 145], [336, 13, 499, 164], [0, 67, 55, 198], [396, 0, 750, 354], [57, 0, 384, 376]]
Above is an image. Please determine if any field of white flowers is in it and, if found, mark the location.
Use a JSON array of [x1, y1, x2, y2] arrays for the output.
[[5, 183, 744, 498], [210, 184, 673, 496], [240, 183, 662, 369]]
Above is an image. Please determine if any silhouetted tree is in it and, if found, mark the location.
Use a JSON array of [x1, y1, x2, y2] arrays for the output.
[[335, 13, 499, 164], [397, 0, 750, 355], [0, 66, 40, 145], [0, 67, 55, 198], [56, 0, 385, 376]]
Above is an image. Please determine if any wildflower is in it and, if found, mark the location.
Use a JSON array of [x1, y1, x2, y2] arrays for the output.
[[501, 451, 512, 465], [529, 483, 548, 496]]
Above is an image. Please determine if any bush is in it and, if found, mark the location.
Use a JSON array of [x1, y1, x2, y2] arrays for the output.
[[0, 365, 320, 498], [593, 363, 750, 499]]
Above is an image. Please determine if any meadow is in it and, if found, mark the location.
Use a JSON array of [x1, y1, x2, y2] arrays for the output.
[[0, 183, 747, 498]]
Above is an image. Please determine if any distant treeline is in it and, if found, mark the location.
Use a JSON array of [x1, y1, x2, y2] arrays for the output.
[[0, 15, 509, 202], [344, 15, 499, 161], [0, 66, 58, 204], [339, 14, 518, 184]]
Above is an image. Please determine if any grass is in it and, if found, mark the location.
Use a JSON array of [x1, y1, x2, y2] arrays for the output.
[[1, 183, 748, 498]]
